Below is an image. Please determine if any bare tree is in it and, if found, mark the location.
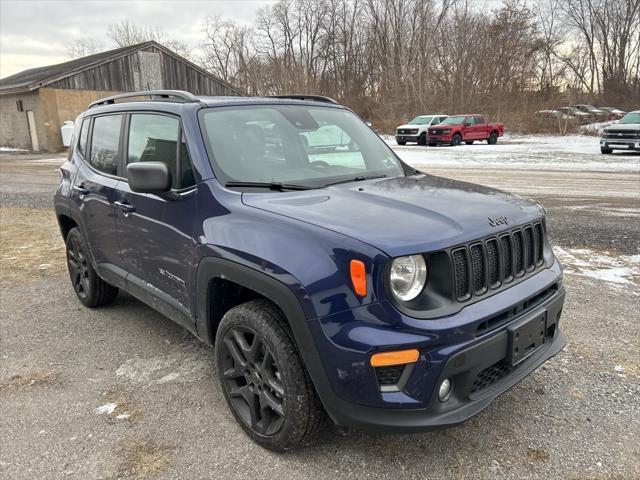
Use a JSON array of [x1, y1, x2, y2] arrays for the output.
[[65, 37, 102, 58], [107, 20, 191, 59]]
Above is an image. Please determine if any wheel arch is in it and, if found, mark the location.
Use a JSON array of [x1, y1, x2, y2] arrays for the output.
[[195, 256, 339, 417]]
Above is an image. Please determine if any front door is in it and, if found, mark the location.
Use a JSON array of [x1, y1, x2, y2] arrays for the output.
[[114, 112, 199, 331], [71, 113, 126, 286]]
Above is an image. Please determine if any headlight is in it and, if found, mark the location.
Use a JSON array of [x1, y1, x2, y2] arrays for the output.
[[442, 129, 452, 134], [389, 255, 427, 301]]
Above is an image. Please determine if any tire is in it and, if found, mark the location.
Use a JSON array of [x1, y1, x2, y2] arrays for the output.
[[417, 132, 427, 146], [450, 134, 462, 146], [396, 139, 406, 145], [428, 142, 437, 147], [488, 132, 498, 145], [215, 299, 325, 451], [465, 141, 474, 145], [601, 146, 613, 154], [66, 227, 118, 307]]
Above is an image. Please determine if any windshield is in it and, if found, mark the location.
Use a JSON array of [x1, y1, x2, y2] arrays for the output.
[[619, 112, 640, 124], [408, 116, 433, 125], [199, 105, 405, 188], [441, 115, 466, 125]]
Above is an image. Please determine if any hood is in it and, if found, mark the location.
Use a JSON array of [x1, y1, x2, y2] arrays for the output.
[[604, 123, 639, 131], [242, 175, 544, 258], [396, 124, 421, 131]]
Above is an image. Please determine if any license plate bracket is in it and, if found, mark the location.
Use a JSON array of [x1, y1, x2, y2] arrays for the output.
[[507, 311, 546, 366]]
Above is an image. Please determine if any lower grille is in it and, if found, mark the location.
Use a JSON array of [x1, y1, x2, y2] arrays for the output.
[[471, 360, 515, 394], [452, 221, 546, 301], [375, 365, 405, 386]]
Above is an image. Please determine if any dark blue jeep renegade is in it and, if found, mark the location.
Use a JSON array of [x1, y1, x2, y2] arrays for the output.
[[55, 91, 566, 451]]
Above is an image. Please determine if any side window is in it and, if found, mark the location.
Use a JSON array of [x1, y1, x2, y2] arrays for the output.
[[464, 116, 475, 125], [128, 114, 195, 189], [90, 115, 122, 176], [474, 116, 485, 124], [77, 118, 90, 157]]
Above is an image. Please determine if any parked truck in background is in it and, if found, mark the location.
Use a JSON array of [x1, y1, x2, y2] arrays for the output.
[[395, 114, 448, 145], [427, 114, 504, 146]]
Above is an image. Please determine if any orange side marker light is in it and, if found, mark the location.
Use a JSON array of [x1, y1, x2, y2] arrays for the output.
[[370, 349, 420, 367], [350, 259, 367, 297]]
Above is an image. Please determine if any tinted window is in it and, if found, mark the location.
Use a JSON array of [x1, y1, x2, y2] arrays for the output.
[[128, 114, 194, 189], [90, 115, 122, 176], [78, 118, 90, 157], [474, 116, 485, 124]]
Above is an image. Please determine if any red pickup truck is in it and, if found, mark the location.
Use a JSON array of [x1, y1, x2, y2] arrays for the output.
[[427, 114, 504, 146]]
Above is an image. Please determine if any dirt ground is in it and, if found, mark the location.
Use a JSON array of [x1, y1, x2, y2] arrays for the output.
[[0, 149, 638, 479]]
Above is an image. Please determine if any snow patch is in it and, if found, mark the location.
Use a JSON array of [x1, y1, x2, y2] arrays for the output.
[[554, 247, 639, 286], [0, 146, 28, 152], [94, 403, 117, 415], [387, 133, 640, 173], [115, 352, 208, 385]]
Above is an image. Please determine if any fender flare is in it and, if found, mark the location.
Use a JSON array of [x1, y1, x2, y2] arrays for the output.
[[195, 256, 343, 421]]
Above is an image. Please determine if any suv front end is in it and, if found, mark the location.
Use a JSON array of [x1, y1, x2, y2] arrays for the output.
[[600, 111, 640, 153], [303, 218, 565, 432]]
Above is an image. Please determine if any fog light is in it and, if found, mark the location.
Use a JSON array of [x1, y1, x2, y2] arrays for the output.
[[438, 378, 453, 402]]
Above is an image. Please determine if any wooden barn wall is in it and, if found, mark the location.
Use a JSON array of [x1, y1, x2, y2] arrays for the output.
[[47, 47, 239, 96]]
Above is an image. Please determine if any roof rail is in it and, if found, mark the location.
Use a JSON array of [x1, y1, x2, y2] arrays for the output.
[[88, 90, 200, 108], [267, 94, 339, 105]]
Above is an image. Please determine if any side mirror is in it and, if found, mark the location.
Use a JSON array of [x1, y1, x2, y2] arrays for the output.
[[127, 162, 171, 194], [464, 122, 472, 127]]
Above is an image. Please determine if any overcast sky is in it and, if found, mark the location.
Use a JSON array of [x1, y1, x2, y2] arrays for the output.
[[0, 0, 275, 78]]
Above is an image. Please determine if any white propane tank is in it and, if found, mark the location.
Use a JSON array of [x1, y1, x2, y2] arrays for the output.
[[60, 121, 74, 147]]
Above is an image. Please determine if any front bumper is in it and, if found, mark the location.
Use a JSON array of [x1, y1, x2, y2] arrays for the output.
[[308, 261, 566, 432], [427, 134, 453, 144], [600, 138, 640, 151], [395, 134, 419, 143]]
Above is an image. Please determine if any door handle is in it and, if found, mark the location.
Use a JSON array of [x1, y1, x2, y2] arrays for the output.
[[73, 185, 89, 195], [114, 201, 136, 216]]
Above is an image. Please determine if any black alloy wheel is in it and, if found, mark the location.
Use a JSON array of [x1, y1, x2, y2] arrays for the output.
[[220, 325, 286, 436]]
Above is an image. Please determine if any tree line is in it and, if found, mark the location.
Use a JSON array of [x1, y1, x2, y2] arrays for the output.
[[67, 0, 640, 132]]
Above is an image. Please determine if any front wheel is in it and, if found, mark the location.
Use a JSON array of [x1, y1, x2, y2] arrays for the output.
[[450, 134, 462, 146], [417, 132, 427, 146], [396, 139, 406, 145], [66, 227, 118, 307], [488, 132, 498, 145], [216, 299, 325, 451], [428, 142, 437, 147], [601, 146, 613, 154]]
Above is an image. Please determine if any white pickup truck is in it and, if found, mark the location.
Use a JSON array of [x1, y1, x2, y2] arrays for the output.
[[600, 111, 640, 153], [395, 114, 448, 145]]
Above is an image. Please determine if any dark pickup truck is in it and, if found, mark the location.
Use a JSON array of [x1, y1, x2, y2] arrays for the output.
[[428, 114, 505, 146]]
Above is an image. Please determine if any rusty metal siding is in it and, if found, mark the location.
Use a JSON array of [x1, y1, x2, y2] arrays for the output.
[[46, 46, 239, 95]]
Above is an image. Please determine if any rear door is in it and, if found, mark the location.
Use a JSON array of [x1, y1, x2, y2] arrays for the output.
[[70, 113, 126, 287], [473, 115, 487, 140], [114, 112, 199, 331]]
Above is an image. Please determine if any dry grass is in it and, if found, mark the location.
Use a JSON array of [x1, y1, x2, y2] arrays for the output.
[[0, 206, 66, 288], [0, 370, 61, 390], [526, 447, 550, 462], [118, 439, 172, 478]]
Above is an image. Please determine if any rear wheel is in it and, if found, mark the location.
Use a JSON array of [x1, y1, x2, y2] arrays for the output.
[[66, 227, 118, 307], [601, 146, 613, 154], [215, 299, 325, 451], [451, 134, 462, 146], [488, 132, 498, 145], [417, 132, 427, 146]]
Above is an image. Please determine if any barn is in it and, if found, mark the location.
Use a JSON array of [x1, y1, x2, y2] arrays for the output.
[[0, 41, 243, 152]]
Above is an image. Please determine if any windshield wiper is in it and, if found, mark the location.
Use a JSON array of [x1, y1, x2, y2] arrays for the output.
[[324, 174, 388, 187], [225, 181, 314, 191]]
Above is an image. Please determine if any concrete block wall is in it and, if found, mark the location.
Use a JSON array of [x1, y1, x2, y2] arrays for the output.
[[0, 91, 40, 150]]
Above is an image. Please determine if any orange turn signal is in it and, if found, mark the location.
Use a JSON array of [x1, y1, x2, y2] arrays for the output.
[[350, 259, 367, 297], [370, 349, 420, 367]]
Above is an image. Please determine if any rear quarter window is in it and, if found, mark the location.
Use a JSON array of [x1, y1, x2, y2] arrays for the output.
[[77, 118, 90, 157]]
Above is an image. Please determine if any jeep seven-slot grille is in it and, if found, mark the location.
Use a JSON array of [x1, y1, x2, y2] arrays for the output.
[[452, 222, 546, 301]]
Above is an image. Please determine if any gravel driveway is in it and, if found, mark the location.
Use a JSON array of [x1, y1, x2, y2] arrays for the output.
[[1, 145, 638, 480]]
